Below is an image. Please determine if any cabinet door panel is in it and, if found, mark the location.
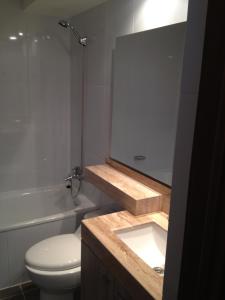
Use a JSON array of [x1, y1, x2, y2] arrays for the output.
[[114, 280, 134, 300], [99, 266, 114, 300], [81, 242, 114, 300]]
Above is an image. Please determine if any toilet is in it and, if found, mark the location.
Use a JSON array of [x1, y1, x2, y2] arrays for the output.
[[25, 211, 103, 300], [25, 228, 81, 300]]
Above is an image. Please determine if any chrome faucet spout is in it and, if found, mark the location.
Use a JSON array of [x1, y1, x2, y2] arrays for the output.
[[64, 166, 83, 183], [64, 166, 83, 198], [64, 175, 73, 182]]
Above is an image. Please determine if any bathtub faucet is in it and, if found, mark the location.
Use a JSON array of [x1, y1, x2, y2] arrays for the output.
[[64, 166, 83, 188]]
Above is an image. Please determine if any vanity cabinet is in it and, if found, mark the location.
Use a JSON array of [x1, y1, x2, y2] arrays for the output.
[[81, 242, 133, 300], [114, 281, 134, 300], [80, 212, 164, 300]]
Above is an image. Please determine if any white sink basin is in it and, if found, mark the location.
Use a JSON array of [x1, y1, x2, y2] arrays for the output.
[[116, 222, 167, 270]]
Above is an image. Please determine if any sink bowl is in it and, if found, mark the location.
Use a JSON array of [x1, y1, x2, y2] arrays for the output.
[[116, 222, 167, 270]]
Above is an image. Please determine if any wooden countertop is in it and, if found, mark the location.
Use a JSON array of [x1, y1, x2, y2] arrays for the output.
[[82, 210, 168, 300]]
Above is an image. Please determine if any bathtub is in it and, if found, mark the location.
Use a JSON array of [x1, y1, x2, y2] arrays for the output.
[[0, 185, 96, 290]]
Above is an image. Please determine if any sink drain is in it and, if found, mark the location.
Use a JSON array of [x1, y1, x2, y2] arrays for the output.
[[153, 267, 164, 275]]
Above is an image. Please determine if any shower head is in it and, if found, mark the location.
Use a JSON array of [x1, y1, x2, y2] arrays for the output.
[[58, 20, 70, 28], [58, 20, 87, 47]]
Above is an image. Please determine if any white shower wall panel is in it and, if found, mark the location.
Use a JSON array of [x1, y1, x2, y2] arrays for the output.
[[0, 0, 71, 193]]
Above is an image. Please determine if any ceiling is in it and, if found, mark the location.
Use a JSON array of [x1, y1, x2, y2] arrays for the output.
[[22, 0, 108, 17]]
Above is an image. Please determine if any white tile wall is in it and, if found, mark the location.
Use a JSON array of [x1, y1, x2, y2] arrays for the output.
[[133, 0, 188, 32], [70, 44, 83, 168], [84, 84, 109, 165], [0, 2, 72, 289], [0, 233, 9, 289], [107, 0, 135, 48], [0, 1, 71, 193], [71, 0, 189, 204]]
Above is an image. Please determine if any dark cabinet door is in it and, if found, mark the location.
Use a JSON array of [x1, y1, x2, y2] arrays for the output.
[[81, 241, 153, 300], [81, 242, 114, 300], [98, 264, 114, 300], [114, 280, 134, 300]]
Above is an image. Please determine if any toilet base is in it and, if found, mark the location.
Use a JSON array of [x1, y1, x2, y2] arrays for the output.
[[40, 290, 74, 300]]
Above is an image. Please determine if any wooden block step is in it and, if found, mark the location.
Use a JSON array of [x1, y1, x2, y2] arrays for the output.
[[85, 164, 164, 215]]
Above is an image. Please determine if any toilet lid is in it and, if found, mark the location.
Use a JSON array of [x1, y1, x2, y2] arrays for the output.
[[25, 234, 81, 271]]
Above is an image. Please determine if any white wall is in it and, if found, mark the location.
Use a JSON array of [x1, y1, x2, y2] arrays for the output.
[[70, 0, 189, 204], [0, 0, 71, 193], [0, 0, 71, 290]]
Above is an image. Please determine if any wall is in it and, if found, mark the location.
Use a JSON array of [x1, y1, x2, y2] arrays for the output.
[[0, 0, 71, 193], [0, 1, 71, 289], [163, 0, 208, 298], [70, 0, 189, 204], [22, 0, 35, 9]]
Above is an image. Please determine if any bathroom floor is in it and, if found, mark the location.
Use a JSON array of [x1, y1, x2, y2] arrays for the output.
[[0, 285, 80, 300], [0, 287, 40, 300]]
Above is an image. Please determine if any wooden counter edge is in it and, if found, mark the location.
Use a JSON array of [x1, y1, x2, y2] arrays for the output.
[[85, 164, 170, 215]]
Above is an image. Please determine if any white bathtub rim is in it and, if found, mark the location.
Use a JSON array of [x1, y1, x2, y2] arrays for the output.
[[0, 184, 66, 201], [0, 194, 98, 233]]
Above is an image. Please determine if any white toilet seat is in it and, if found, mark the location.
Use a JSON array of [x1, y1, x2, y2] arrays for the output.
[[25, 233, 81, 272], [25, 232, 81, 299], [26, 265, 81, 276]]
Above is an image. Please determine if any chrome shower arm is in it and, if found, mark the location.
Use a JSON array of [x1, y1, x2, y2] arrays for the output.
[[58, 20, 87, 46]]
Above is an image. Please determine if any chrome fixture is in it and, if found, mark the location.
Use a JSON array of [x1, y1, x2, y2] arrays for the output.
[[65, 166, 83, 187], [153, 267, 164, 275], [58, 20, 87, 46], [65, 167, 83, 199], [60, 20, 87, 199], [134, 155, 146, 161]]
